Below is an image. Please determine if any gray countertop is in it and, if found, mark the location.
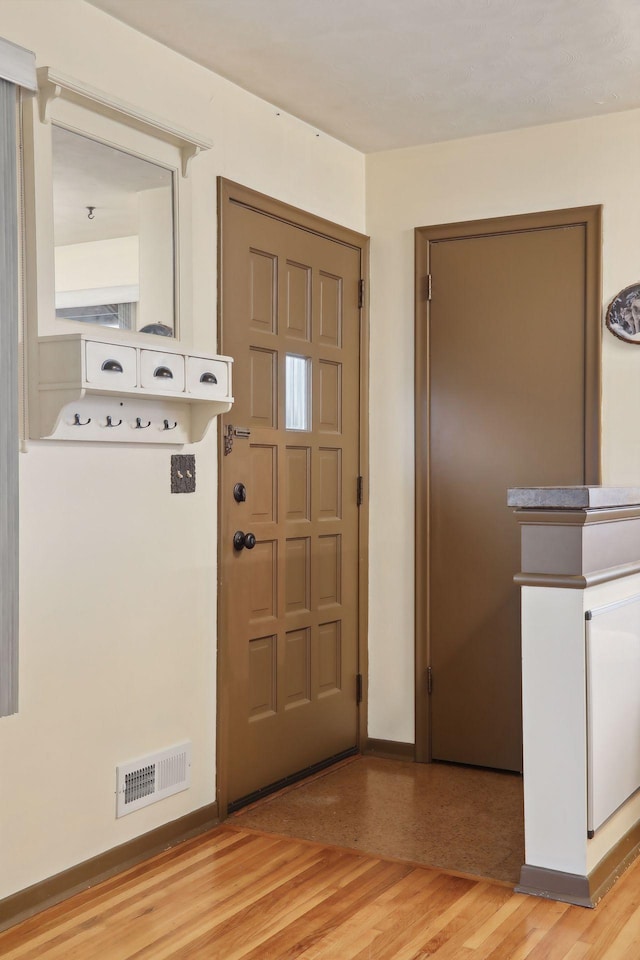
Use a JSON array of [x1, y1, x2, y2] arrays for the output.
[[507, 486, 640, 509]]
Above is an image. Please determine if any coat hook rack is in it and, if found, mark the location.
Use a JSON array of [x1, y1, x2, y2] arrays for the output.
[[105, 415, 122, 427], [73, 413, 91, 426], [135, 417, 151, 429], [163, 419, 178, 430]]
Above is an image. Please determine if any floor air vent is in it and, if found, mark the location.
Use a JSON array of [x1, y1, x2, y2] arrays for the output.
[[116, 742, 191, 818]]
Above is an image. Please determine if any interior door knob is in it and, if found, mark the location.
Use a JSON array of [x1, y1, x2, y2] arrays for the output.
[[233, 530, 256, 551]]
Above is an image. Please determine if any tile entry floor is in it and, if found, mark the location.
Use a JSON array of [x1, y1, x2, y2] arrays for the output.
[[232, 756, 524, 884]]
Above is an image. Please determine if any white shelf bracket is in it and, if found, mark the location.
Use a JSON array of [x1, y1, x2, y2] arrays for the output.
[[181, 143, 200, 178], [38, 77, 62, 124]]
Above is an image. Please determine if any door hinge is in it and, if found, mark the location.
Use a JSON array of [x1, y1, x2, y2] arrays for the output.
[[356, 673, 363, 704], [427, 666, 433, 696], [358, 278, 365, 309], [425, 274, 432, 301], [357, 475, 364, 506]]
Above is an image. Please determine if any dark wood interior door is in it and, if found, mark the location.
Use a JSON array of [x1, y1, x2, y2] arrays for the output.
[[421, 213, 600, 771], [219, 184, 362, 809]]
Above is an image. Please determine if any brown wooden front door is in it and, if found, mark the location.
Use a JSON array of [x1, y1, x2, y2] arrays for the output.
[[415, 208, 601, 772], [218, 181, 364, 811]]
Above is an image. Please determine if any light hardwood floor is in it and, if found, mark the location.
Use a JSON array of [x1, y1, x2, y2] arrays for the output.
[[0, 825, 639, 959]]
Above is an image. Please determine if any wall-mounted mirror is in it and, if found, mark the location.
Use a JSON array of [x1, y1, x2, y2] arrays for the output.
[[52, 126, 176, 337]]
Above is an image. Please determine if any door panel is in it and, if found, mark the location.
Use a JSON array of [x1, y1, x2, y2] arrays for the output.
[[219, 190, 362, 807], [425, 219, 598, 772]]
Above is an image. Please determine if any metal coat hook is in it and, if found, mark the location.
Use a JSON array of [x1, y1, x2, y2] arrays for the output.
[[163, 419, 178, 430], [135, 417, 151, 429], [87, 206, 95, 220], [73, 413, 91, 426], [105, 415, 122, 427]]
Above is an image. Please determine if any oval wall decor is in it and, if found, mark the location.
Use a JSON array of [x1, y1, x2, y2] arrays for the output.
[[606, 283, 640, 344]]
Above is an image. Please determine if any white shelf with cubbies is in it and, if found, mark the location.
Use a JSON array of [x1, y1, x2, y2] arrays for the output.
[[31, 334, 233, 444]]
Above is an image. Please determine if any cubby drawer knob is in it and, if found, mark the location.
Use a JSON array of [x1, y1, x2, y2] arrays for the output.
[[200, 371, 218, 384], [154, 365, 174, 379], [101, 359, 124, 373]]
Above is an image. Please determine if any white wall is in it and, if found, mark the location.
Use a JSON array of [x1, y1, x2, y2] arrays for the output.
[[366, 109, 640, 743], [55, 235, 139, 296], [0, 0, 364, 900]]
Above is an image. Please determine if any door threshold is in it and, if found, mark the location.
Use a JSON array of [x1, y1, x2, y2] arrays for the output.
[[227, 747, 359, 814]]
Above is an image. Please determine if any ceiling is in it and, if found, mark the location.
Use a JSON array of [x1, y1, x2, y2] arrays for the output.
[[87, 0, 640, 153], [53, 126, 172, 245]]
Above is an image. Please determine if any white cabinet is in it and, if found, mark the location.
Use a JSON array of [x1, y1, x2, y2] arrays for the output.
[[30, 334, 233, 444]]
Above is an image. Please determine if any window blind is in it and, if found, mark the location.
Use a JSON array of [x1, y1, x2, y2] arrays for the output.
[[0, 37, 34, 717], [0, 77, 19, 717]]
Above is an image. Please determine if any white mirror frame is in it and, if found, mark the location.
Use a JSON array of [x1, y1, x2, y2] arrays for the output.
[[22, 67, 212, 351]]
